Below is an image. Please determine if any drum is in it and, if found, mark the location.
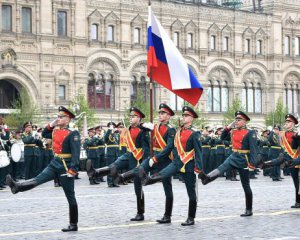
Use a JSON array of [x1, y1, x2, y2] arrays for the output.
[[0, 150, 10, 168], [11, 143, 22, 162]]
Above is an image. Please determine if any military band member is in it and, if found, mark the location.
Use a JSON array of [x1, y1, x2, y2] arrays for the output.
[[83, 127, 100, 185], [105, 122, 120, 187], [87, 107, 150, 221], [260, 114, 300, 208], [95, 126, 106, 182], [267, 126, 283, 181], [200, 111, 257, 217], [22, 122, 43, 179], [6, 106, 81, 232], [143, 106, 203, 226], [120, 103, 176, 223]]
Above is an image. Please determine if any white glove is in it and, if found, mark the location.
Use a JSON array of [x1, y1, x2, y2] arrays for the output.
[[109, 125, 114, 130], [67, 173, 75, 178], [228, 121, 235, 129], [3, 124, 8, 130], [149, 158, 155, 167], [143, 122, 154, 131], [50, 119, 58, 128]]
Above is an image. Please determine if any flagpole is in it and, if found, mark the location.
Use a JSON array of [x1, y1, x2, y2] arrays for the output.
[[149, 0, 153, 158]]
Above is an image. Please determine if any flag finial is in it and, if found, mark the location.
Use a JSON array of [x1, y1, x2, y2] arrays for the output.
[[148, 0, 151, 6]]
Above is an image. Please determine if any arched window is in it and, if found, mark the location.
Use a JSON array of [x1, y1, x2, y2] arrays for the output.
[[130, 76, 137, 104], [283, 73, 300, 114], [91, 24, 98, 40], [206, 69, 230, 112], [134, 28, 141, 44], [242, 82, 262, 113], [107, 25, 114, 42], [88, 73, 114, 110]]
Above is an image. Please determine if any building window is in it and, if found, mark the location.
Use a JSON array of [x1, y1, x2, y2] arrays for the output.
[[256, 40, 262, 55], [187, 33, 193, 48], [130, 76, 138, 104], [284, 84, 300, 114], [170, 92, 184, 111], [2, 5, 12, 31], [134, 28, 140, 44], [223, 36, 229, 52], [245, 39, 250, 54], [295, 37, 300, 56], [285, 36, 290, 56], [206, 80, 229, 112], [88, 73, 115, 110], [107, 25, 114, 42], [173, 32, 179, 47], [242, 82, 262, 113], [22, 7, 32, 33], [210, 35, 216, 50], [59, 85, 66, 100], [91, 24, 98, 40], [57, 11, 67, 36]]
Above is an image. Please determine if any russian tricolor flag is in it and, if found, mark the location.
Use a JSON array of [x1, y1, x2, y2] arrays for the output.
[[147, 6, 203, 106]]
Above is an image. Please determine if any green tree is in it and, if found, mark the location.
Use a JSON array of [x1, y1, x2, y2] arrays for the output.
[[265, 97, 288, 127], [69, 91, 96, 130], [222, 97, 245, 125], [5, 88, 40, 130]]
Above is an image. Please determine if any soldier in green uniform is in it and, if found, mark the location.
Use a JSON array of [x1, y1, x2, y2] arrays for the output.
[[119, 103, 176, 223], [201, 127, 212, 174], [105, 122, 120, 187], [87, 107, 150, 221], [83, 127, 100, 185], [257, 129, 270, 177], [200, 111, 257, 217], [267, 126, 283, 181], [143, 106, 203, 226], [22, 122, 43, 179], [6, 106, 81, 232], [0, 119, 10, 189], [214, 127, 226, 174], [95, 126, 106, 182]]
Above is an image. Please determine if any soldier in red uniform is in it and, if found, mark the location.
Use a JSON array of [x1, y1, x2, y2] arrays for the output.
[[200, 111, 258, 217], [260, 114, 300, 208], [143, 106, 203, 226], [6, 106, 80, 232], [86, 107, 150, 221]]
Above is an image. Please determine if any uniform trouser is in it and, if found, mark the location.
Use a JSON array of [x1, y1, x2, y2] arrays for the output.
[[0, 166, 7, 186], [202, 153, 210, 173], [159, 162, 197, 217], [217, 157, 252, 210], [271, 165, 281, 180], [24, 155, 36, 180], [99, 155, 105, 168], [139, 157, 173, 199], [290, 168, 300, 203], [106, 155, 118, 186], [113, 156, 143, 200], [35, 160, 77, 206]]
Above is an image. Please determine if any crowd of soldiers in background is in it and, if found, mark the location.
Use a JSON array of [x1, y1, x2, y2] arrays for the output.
[[0, 116, 288, 190]]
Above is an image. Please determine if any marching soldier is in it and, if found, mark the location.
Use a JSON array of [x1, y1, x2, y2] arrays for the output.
[[214, 127, 226, 171], [83, 127, 100, 185], [201, 127, 212, 174], [0, 119, 10, 189], [258, 129, 270, 177], [105, 122, 120, 187], [119, 103, 176, 223], [200, 111, 257, 217], [260, 114, 300, 208], [143, 106, 203, 226], [86, 107, 150, 221], [6, 106, 81, 232]]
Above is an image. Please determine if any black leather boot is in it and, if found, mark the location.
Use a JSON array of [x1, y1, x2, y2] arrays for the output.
[[62, 204, 78, 232], [86, 159, 111, 179], [291, 191, 300, 208], [200, 169, 220, 185], [119, 169, 135, 183], [6, 175, 37, 194], [157, 197, 173, 224], [131, 195, 145, 221], [143, 174, 163, 186], [240, 194, 253, 217], [181, 200, 196, 226]]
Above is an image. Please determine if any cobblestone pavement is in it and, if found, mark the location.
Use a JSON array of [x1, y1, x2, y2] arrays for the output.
[[0, 171, 300, 240]]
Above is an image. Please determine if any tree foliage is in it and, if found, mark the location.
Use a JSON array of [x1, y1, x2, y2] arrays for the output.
[[265, 97, 288, 127], [222, 97, 245, 125], [69, 91, 96, 130], [5, 88, 40, 130]]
